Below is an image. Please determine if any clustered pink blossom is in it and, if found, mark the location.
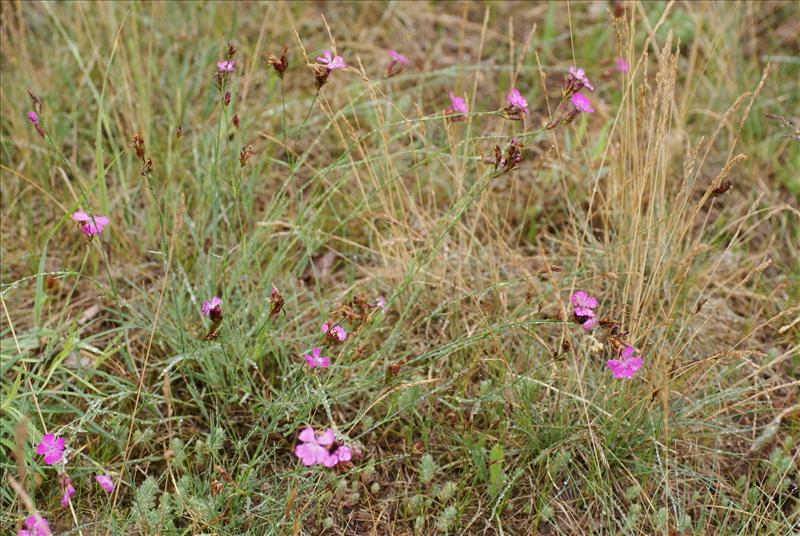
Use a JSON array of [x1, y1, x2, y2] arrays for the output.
[[217, 60, 235, 72], [506, 88, 529, 114], [376, 295, 387, 312], [303, 347, 329, 368], [36, 433, 65, 465], [18, 515, 50, 536], [317, 49, 346, 70], [322, 322, 347, 341], [96, 474, 115, 493], [201, 296, 222, 317], [570, 290, 598, 330], [615, 57, 629, 73], [447, 91, 468, 116], [294, 427, 352, 468], [72, 210, 110, 237], [607, 345, 643, 379]]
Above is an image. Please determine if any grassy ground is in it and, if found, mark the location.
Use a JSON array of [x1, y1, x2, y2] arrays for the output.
[[1, 1, 799, 534]]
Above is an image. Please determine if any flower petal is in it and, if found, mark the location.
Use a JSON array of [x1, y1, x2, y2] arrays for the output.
[[317, 428, 335, 446], [298, 427, 316, 443]]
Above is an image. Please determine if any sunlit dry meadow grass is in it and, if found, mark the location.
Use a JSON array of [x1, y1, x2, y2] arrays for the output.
[[1, 1, 799, 534]]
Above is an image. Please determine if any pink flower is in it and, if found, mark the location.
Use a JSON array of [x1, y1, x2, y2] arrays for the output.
[[323, 445, 353, 467], [447, 91, 468, 115], [217, 60, 235, 72], [568, 66, 594, 91], [201, 296, 222, 316], [321, 322, 347, 342], [570, 93, 594, 114], [294, 427, 354, 468], [615, 57, 629, 73], [18, 515, 51, 536], [60, 476, 75, 508], [294, 427, 336, 466], [72, 210, 110, 236], [376, 295, 386, 312], [27, 111, 45, 137], [36, 433, 65, 465], [607, 345, 643, 379], [303, 347, 329, 368], [506, 88, 529, 114], [332, 445, 352, 463], [317, 50, 346, 70], [96, 474, 115, 493], [570, 290, 598, 313], [570, 290, 598, 330], [388, 49, 409, 65]]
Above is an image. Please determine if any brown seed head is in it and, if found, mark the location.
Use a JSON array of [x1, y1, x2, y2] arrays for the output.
[[268, 46, 289, 79]]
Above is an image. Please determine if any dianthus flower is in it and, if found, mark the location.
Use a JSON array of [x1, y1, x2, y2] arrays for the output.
[[506, 88, 529, 114], [570, 93, 595, 114], [72, 211, 109, 237], [18, 515, 51, 536], [388, 49, 409, 65], [303, 347, 329, 368], [217, 60, 235, 72], [201, 296, 222, 317], [96, 474, 115, 493], [294, 427, 353, 468], [36, 433, 65, 465], [60, 475, 75, 508], [447, 91, 468, 115], [570, 290, 598, 330], [321, 322, 347, 342], [568, 66, 594, 91], [607, 345, 643, 379], [317, 49, 346, 70]]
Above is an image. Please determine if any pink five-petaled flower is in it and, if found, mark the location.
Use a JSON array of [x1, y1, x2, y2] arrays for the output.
[[388, 49, 409, 65], [72, 210, 110, 237], [36, 433, 65, 465], [60, 476, 75, 508], [506, 88, 529, 114], [18, 515, 51, 536], [607, 345, 643, 379], [447, 91, 468, 115], [568, 66, 594, 91], [294, 427, 336, 466], [321, 322, 347, 341], [201, 296, 222, 317], [96, 474, 115, 493], [615, 57, 629, 73], [570, 93, 595, 114], [303, 347, 329, 368], [317, 50, 346, 70], [570, 290, 598, 330], [217, 60, 235, 72]]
